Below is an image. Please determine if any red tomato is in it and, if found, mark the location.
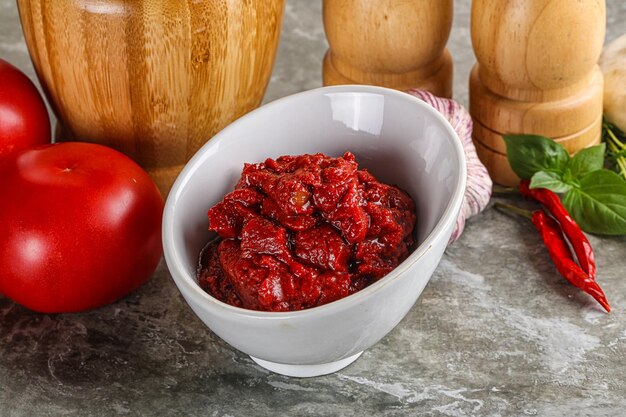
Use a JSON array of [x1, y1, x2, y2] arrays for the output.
[[0, 59, 50, 159], [0, 142, 164, 313]]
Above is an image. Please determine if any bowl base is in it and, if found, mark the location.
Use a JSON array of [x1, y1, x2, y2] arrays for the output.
[[250, 351, 363, 377]]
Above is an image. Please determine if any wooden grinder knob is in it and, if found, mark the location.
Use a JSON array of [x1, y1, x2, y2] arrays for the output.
[[470, 0, 606, 185], [322, 0, 453, 97]]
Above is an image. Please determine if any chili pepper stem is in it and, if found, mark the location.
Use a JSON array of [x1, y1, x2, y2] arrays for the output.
[[492, 185, 520, 196], [494, 202, 533, 219]]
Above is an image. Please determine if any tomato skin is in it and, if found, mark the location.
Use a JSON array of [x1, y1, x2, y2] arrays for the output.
[[0, 59, 50, 159], [0, 142, 164, 313]]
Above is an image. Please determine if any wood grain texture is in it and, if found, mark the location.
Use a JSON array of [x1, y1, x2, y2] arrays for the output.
[[473, 138, 521, 187], [322, 0, 453, 97], [471, 0, 605, 102], [469, 65, 604, 138], [17, 0, 285, 195], [469, 0, 606, 185], [473, 115, 602, 155], [473, 129, 602, 188]]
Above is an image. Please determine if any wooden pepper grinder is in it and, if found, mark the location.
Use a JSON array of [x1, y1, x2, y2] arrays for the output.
[[322, 0, 453, 98], [470, 0, 606, 186]]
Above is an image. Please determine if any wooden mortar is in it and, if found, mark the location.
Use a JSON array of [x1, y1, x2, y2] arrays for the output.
[[322, 0, 453, 97], [17, 0, 285, 196], [470, 0, 606, 186]]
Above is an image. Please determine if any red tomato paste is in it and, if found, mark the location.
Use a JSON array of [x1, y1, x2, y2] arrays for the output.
[[197, 152, 416, 311]]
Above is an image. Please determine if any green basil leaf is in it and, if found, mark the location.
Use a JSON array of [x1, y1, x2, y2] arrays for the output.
[[566, 143, 605, 178], [530, 171, 572, 193], [562, 170, 626, 235], [503, 134, 569, 179]]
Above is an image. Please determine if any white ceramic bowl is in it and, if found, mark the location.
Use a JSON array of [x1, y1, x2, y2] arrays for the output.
[[163, 85, 466, 377]]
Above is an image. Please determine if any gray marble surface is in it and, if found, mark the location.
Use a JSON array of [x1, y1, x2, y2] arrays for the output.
[[1, 1, 626, 416]]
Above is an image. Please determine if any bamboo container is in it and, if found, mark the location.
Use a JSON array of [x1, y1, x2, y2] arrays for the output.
[[17, 0, 285, 195], [322, 0, 453, 97], [470, 0, 606, 185]]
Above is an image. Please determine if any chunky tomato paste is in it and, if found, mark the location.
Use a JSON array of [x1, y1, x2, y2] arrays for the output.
[[197, 152, 416, 312]]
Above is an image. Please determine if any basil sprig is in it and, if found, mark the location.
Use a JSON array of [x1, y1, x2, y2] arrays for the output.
[[503, 134, 626, 235]]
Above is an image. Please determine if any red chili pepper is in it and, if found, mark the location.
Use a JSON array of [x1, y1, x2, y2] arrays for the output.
[[519, 180, 596, 279], [494, 202, 610, 313], [530, 210, 610, 312]]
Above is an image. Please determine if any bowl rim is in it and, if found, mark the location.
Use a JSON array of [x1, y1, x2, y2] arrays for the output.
[[163, 84, 467, 320]]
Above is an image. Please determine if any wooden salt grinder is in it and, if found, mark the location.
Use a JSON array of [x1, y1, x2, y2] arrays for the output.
[[322, 0, 453, 97], [470, 0, 606, 186]]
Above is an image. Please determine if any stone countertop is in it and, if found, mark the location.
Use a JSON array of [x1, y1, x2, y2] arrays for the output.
[[1, 1, 625, 416]]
